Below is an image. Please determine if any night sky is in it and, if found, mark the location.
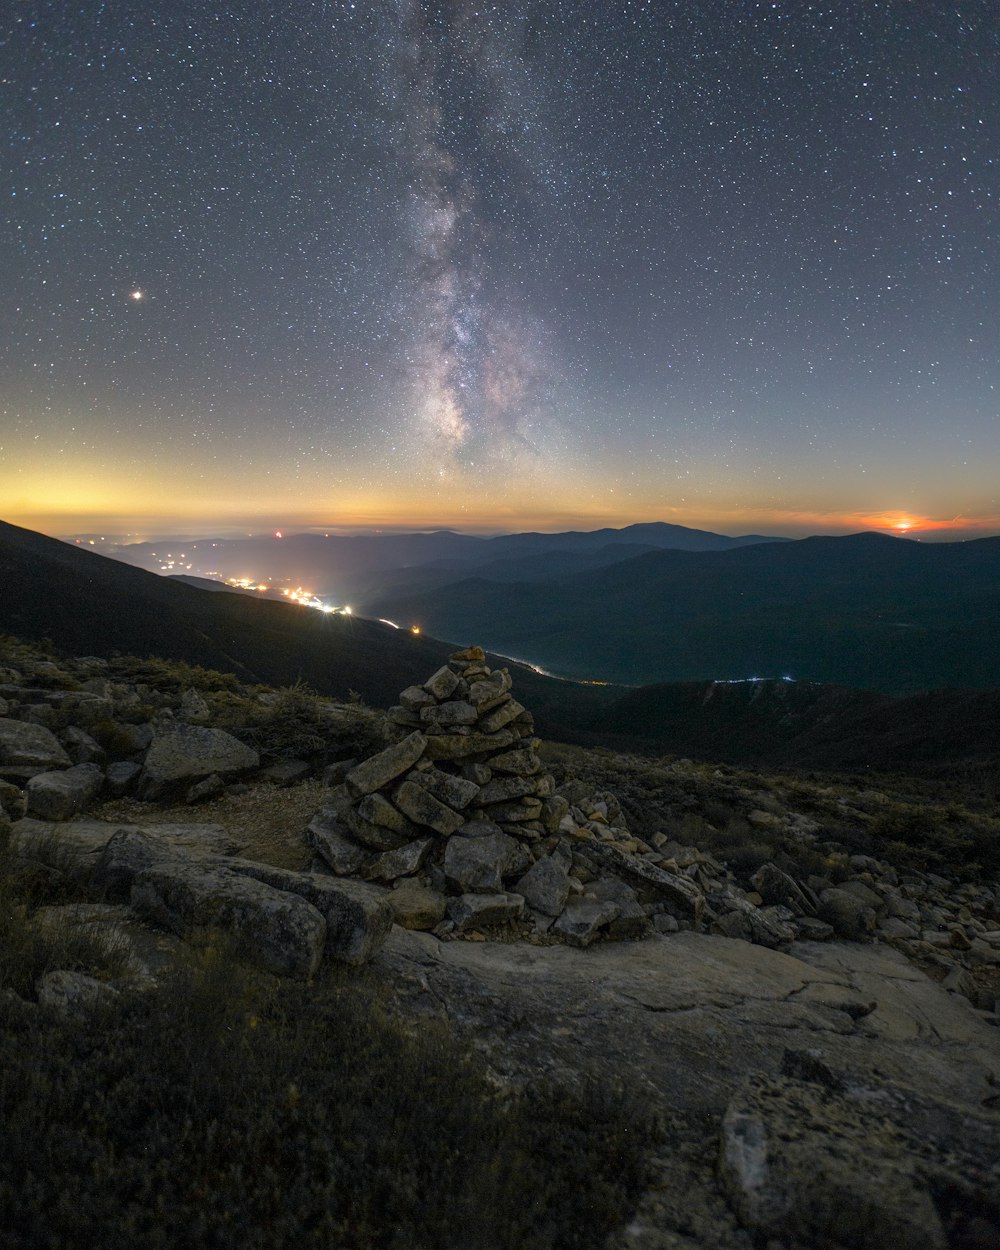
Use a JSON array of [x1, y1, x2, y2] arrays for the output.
[[2, 1, 998, 539]]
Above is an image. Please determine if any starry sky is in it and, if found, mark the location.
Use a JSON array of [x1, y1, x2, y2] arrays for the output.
[[2, 1, 998, 539]]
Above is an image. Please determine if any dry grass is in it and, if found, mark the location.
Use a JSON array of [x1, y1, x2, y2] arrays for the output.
[[93, 778, 328, 871]]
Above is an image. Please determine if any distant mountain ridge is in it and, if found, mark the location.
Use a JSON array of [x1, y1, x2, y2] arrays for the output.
[[105, 521, 787, 600], [367, 531, 1000, 693], [3, 517, 1000, 781]]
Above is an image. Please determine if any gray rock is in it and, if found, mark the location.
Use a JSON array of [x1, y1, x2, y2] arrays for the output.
[[259, 759, 311, 786], [0, 717, 72, 779], [388, 882, 447, 930], [399, 685, 436, 711], [477, 774, 538, 804], [420, 700, 477, 727], [221, 861, 393, 966], [838, 878, 888, 916], [482, 798, 542, 822], [446, 891, 526, 931], [363, 838, 433, 883], [423, 729, 517, 760], [60, 726, 107, 766], [392, 779, 466, 835], [477, 698, 525, 734], [579, 840, 704, 925], [344, 731, 426, 797], [186, 773, 225, 804], [26, 763, 103, 821], [712, 906, 796, 949], [488, 744, 543, 774], [356, 791, 418, 835], [138, 724, 259, 800], [819, 888, 878, 941], [321, 759, 357, 787], [306, 810, 369, 875], [514, 855, 571, 917], [344, 805, 413, 851], [423, 665, 460, 700], [36, 970, 120, 1016], [406, 766, 481, 810], [444, 830, 529, 893], [0, 779, 26, 819], [750, 863, 818, 916], [179, 688, 211, 722], [719, 1075, 946, 1250], [131, 859, 327, 978], [104, 760, 141, 798], [89, 825, 232, 895], [552, 898, 621, 948]]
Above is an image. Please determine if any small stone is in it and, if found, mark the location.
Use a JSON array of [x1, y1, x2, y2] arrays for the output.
[[392, 779, 466, 835], [483, 798, 542, 822], [444, 830, 529, 893], [407, 766, 481, 810], [345, 732, 427, 797], [420, 700, 478, 727], [363, 838, 433, 883], [423, 666, 461, 700], [488, 745, 542, 774], [186, 773, 225, 804], [446, 892, 526, 931], [345, 806, 414, 851], [399, 685, 436, 711], [306, 810, 369, 875], [552, 898, 621, 948], [388, 882, 447, 930], [514, 855, 570, 917], [478, 699, 526, 734]]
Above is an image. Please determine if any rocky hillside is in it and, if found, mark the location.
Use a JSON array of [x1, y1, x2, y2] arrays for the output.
[[1, 634, 999, 1248]]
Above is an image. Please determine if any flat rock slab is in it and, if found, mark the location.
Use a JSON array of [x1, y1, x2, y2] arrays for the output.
[[376, 931, 1000, 1250], [11, 817, 235, 880]]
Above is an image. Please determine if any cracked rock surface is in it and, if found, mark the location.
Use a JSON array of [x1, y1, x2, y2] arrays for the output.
[[379, 928, 1000, 1250]]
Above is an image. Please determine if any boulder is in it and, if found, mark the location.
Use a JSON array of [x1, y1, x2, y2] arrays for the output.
[[719, 1075, 946, 1250], [444, 831, 528, 894], [0, 718, 72, 780], [423, 665, 461, 700], [579, 840, 704, 925], [221, 861, 393, 966], [514, 855, 571, 917], [345, 805, 415, 852], [60, 726, 106, 766], [104, 760, 141, 798], [36, 970, 120, 1017], [26, 763, 104, 821], [138, 724, 259, 800], [130, 859, 327, 978], [750, 863, 818, 916], [819, 888, 878, 941]]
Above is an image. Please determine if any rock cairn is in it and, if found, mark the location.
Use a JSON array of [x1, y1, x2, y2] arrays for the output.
[[307, 647, 705, 946]]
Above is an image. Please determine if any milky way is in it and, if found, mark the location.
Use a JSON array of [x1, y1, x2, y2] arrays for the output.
[[1, 2, 998, 536]]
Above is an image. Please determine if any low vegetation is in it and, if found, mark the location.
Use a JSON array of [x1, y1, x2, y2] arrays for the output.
[[0, 827, 656, 1250]]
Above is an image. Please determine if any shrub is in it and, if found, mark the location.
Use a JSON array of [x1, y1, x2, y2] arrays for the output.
[[0, 945, 657, 1250]]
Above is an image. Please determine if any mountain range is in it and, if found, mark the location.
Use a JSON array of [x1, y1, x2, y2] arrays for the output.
[[4, 517, 1000, 781], [366, 531, 1000, 691]]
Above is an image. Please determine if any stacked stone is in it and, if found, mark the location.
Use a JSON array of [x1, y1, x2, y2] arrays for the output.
[[306, 647, 711, 946]]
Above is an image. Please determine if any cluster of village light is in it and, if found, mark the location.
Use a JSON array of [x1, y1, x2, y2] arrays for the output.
[[224, 578, 421, 633]]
